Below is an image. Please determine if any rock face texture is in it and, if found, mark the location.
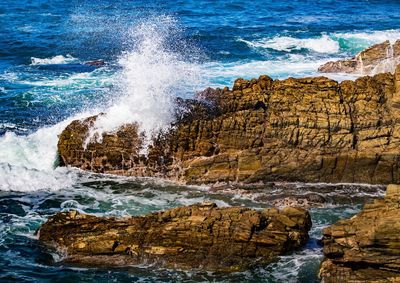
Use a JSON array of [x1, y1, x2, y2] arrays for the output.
[[319, 40, 400, 75], [58, 65, 400, 184], [319, 185, 400, 282], [38, 203, 311, 271]]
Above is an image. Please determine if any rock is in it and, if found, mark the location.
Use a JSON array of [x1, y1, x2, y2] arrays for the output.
[[319, 185, 400, 282], [271, 193, 326, 208], [84, 60, 105, 66], [58, 67, 400, 184], [38, 203, 311, 271], [319, 40, 400, 75]]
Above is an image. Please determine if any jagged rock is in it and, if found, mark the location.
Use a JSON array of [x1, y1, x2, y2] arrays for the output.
[[319, 185, 400, 282], [58, 66, 400, 184], [38, 203, 311, 271], [319, 40, 400, 75]]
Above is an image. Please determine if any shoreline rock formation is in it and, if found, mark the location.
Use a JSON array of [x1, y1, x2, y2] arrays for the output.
[[38, 203, 311, 271], [319, 184, 400, 282], [319, 40, 400, 75], [58, 65, 400, 184]]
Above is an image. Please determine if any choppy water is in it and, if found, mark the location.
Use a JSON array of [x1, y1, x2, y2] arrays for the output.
[[0, 0, 398, 282]]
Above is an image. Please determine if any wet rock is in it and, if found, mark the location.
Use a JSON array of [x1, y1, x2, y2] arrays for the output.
[[319, 40, 400, 75], [58, 67, 400, 184], [38, 203, 311, 271], [271, 193, 326, 208], [84, 60, 105, 66], [319, 185, 400, 282]]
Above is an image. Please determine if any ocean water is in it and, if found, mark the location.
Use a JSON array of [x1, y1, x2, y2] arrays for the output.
[[0, 0, 398, 282]]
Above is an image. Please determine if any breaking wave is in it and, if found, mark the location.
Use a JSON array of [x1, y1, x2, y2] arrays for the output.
[[86, 16, 203, 152], [240, 29, 400, 55]]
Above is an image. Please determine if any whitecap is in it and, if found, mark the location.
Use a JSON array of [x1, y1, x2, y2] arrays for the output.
[[333, 29, 400, 46], [240, 34, 340, 54], [30, 54, 78, 65]]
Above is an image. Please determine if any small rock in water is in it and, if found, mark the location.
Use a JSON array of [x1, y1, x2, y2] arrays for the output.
[[318, 39, 400, 75], [271, 193, 327, 208], [84, 60, 105, 66]]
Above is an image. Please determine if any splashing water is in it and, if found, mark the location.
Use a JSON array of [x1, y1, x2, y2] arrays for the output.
[[86, 16, 203, 153]]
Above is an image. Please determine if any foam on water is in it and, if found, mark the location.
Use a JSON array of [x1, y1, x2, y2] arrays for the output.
[[241, 29, 400, 56], [0, 112, 94, 191], [30, 54, 78, 65], [333, 29, 400, 45], [240, 34, 340, 54]]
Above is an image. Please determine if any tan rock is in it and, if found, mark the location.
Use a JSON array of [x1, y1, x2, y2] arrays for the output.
[[319, 40, 400, 75], [319, 185, 400, 282], [38, 203, 312, 271], [58, 68, 400, 185]]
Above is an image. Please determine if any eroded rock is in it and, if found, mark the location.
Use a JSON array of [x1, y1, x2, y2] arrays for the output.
[[319, 40, 400, 75], [58, 66, 400, 184], [38, 203, 311, 271], [319, 185, 400, 282]]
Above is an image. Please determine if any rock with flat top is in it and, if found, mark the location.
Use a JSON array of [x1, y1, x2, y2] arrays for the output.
[[39, 203, 311, 271]]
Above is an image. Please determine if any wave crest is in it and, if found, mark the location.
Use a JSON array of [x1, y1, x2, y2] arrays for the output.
[[30, 54, 78, 65]]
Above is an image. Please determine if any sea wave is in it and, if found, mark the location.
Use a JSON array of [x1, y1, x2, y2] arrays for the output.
[[239, 34, 340, 54], [30, 54, 78, 65], [0, 111, 94, 191], [240, 29, 400, 55]]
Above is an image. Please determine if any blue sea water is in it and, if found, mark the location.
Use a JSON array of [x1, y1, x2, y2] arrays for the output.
[[0, 0, 398, 282]]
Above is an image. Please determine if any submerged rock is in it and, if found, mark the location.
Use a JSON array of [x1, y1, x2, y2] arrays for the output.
[[58, 66, 400, 184], [319, 185, 400, 282], [84, 59, 105, 66], [319, 40, 400, 75], [38, 203, 311, 271]]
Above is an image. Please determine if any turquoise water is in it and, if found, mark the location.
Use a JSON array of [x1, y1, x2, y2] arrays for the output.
[[0, 0, 397, 281]]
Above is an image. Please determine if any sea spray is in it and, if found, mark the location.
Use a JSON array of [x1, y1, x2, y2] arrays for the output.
[[86, 16, 203, 154]]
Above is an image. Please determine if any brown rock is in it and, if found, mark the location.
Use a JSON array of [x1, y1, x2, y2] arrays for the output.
[[319, 40, 400, 75], [319, 185, 400, 282], [38, 203, 311, 271], [57, 67, 400, 185]]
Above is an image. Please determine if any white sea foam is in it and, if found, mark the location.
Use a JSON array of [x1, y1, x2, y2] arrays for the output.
[[0, 111, 94, 191], [240, 34, 340, 54], [334, 29, 400, 45], [30, 54, 78, 65], [86, 16, 202, 153], [241, 29, 400, 56]]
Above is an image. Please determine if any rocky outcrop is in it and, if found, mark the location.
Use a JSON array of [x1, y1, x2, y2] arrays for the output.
[[319, 184, 400, 282], [38, 203, 311, 271], [58, 65, 400, 184], [319, 40, 400, 75]]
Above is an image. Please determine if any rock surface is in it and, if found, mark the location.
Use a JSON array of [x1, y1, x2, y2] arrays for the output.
[[58, 65, 400, 184], [38, 203, 311, 271], [319, 40, 400, 75], [319, 185, 400, 282]]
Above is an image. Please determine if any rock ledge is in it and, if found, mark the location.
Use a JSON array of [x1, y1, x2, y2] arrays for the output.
[[39, 203, 311, 271]]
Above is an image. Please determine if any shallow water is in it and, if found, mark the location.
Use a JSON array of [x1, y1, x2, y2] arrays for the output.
[[0, 0, 398, 281], [0, 175, 385, 282]]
